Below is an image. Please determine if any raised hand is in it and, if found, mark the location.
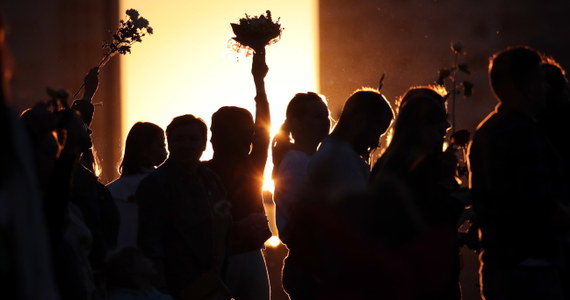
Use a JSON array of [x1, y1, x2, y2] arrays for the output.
[[252, 45, 268, 75], [82, 66, 100, 103]]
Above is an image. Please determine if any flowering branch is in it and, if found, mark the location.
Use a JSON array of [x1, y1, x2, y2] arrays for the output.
[[437, 41, 473, 134], [73, 9, 153, 98]]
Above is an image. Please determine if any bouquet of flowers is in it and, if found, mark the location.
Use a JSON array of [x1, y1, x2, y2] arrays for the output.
[[229, 10, 282, 56]]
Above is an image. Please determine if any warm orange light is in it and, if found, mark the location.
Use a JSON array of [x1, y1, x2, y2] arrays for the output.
[[265, 235, 281, 248], [121, 0, 318, 243], [120, 0, 319, 165]]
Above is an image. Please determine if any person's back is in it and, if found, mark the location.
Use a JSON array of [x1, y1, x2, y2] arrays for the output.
[[468, 45, 569, 300], [369, 86, 464, 299]]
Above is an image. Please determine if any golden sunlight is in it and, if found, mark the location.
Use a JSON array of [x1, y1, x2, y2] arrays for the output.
[[265, 235, 282, 248], [120, 1, 319, 192]]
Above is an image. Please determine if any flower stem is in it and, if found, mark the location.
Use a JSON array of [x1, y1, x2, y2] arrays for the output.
[[451, 52, 458, 135]]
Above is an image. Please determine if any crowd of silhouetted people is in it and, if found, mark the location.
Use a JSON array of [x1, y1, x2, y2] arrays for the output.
[[1, 12, 569, 300]]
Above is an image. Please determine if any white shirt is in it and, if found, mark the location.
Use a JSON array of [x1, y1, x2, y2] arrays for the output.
[[106, 172, 151, 248], [304, 137, 370, 205], [273, 150, 312, 241]]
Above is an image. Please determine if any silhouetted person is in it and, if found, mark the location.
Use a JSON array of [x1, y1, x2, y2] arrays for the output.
[[68, 69, 119, 296], [72, 66, 99, 174], [107, 122, 167, 248], [272, 92, 330, 243], [0, 14, 59, 300], [467, 46, 570, 300], [105, 247, 173, 300], [536, 60, 570, 300], [20, 102, 98, 300], [271, 92, 330, 300], [285, 88, 394, 299], [370, 86, 465, 299], [137, 114, 232, 300], [204, 46, 272, 300]]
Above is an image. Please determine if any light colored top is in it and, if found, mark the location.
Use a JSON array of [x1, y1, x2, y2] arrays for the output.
[[274, 150, 312, 242], [304, 137, 370, 205], [107, 172, 151, 248]]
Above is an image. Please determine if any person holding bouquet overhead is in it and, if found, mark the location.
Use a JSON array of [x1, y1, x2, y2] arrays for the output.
[[205, 12, 280, 300]]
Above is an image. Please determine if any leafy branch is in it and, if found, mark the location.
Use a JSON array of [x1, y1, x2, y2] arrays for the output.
[[437, 41, 473, 135], [73, 9, 153, 98]]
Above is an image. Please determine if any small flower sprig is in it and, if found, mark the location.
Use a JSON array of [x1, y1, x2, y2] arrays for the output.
[[101, 8, 153, 67], [228, 10, 283, 56], [73, 9, 153, 98]]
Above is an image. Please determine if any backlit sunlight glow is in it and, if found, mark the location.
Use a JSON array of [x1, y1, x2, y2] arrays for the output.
[[265, 235, 282, 248], [120, 0, 319, 195]]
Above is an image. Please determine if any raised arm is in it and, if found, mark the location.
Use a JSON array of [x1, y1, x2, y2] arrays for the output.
[[82, 67, 100, 103], [72, 67, 99, 127], [250, 48, 270, 174]]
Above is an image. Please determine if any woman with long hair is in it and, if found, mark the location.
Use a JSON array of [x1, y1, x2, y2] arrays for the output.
[[107, 122, 167, 248]]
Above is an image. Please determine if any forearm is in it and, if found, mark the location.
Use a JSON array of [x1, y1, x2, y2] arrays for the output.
[[251, 51, 270, 166]]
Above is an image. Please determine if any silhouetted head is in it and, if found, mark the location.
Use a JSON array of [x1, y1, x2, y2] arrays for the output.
[[489, 46, 547, 115], [332, 88, 394, 157], [272, 92, 330, 177], [541, 60, 569, 106], [286, 92, 330, 146], [210, 106, 254, 158], [166, 114, 207, 166], [392, 86, 450, 154], [120, 122, 166, 175]]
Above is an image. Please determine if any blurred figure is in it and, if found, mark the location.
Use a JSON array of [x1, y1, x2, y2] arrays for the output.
[[284, 88, 394, 299], [204, 46, 272, 300], [271, 92, 330, 300], [369, 86, 465, 299], [107, 122, 167, 248], [536, 59, 570, 300], [468, 46, 570, 300], [0, 13, 60, 300], [137, 114, 232, 300], [20, 102, 97, 300], [105, 247, 173, 300]]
